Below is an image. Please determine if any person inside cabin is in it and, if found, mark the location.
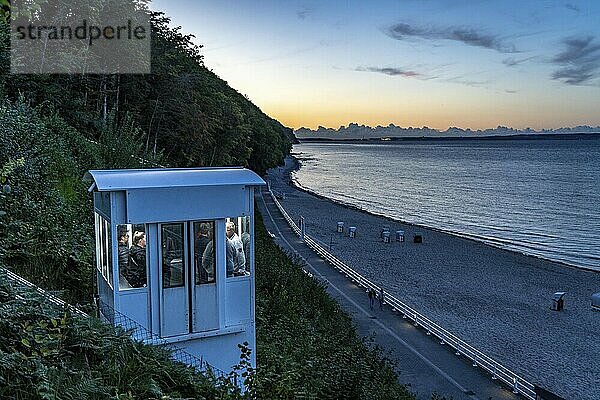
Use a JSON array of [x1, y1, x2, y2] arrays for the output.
[[226, 220, 246, 276], [224, 238, 235, 277], [117, 227, 130, 274], [241, 218, 251, 270], [195, 223, 213, 283], [201, 239, 216, 280], [126, 231, 147, 288]]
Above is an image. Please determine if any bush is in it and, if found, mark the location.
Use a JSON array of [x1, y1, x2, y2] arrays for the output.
[[0, 100, 157, 304], [0, 100, 92, 301], [0, 267, 248, 400]]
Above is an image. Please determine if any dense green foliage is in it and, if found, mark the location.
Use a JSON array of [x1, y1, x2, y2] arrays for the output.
[[0, 2, 291, 301], [254, 215, 414, 399], [0, 269, 250, 400], [0, 6, 292, 175], [0, 99, 148, 304]]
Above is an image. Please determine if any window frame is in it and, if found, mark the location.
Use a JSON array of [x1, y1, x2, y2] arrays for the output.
[[94, 212, 113, 289], [117, 223, 149, 291], [225, 216, 252, 279], [160, 222, 187, 289], [192, 220, 217, 286]]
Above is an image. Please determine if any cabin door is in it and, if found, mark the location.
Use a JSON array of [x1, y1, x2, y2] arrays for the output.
[[159, 221, 219, 337], [190, 221, 219, 332], [159, 223, 189, 337]]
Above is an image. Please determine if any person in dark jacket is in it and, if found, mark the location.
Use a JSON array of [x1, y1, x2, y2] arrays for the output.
[[195, 223, 213, 283], [368, 288, 375, 310], [126, 231, 147, 288], [241, 217, 251, 272], [241, 231, 250, 271], [117, 227, 129, 273]]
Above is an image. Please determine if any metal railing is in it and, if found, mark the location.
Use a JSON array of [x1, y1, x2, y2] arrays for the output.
[[1, 267, 88, 318], [97, 300, 227, 378], [269, 191, 536, 400], [1, 266, 226, 379]]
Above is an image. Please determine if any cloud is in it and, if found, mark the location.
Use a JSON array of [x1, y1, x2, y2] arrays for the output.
[[356, 65, 494, 87], [552, 36, 600, 63], [502, 58, 519, 66], [297, 5, 314, 20], [358, 66, 423, 78], [444, 76, 490, 87], [565, 3, 580, 12], [552, 65, 597, 85], [502, 56, 535, 67], [551, 36, 600, 85], [385, 23, 518, 53]]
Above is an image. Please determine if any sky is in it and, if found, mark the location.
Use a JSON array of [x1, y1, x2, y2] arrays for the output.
[[150, 0, 600, 131]]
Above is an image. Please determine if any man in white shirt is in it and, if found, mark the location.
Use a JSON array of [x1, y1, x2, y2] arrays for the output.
[[226, 221, 246, 276]]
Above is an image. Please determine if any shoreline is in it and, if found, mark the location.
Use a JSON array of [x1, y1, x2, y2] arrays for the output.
[[266, 155, 600, 400], [288, 155, 597, 274]]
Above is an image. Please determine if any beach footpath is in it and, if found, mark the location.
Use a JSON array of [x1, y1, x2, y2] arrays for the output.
[[258, 188, 525, 400], [263, 156, 600, 400]]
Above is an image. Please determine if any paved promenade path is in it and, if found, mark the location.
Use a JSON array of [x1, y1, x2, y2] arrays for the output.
[[258, 188, 523, 400]]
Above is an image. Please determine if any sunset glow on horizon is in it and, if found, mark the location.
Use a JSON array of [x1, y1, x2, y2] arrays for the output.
[[152, 0, 600, 131]]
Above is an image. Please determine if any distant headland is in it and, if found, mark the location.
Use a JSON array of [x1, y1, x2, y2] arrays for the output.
[[295, 124, 600, 141]]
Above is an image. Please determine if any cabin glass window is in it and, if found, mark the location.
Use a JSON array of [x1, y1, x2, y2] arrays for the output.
[[105, 219, 112, 287], [193, 221, 216, 285], [117, 224, 148, 290], [226, 216, 251, 278], [95, 213, 102, 272], [161, 223, 185, 288], [95, 213, 112, 288]]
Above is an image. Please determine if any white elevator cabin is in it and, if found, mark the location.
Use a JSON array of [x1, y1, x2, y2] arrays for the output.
[[85, 167, 265, 374]]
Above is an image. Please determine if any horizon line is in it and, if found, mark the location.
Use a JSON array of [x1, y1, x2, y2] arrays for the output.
[[293, 123, 600, 133]]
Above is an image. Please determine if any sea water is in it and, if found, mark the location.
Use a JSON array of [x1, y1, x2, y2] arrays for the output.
[[292, 136, 600, 271]]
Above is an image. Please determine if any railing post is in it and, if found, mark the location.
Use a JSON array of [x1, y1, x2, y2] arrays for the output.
[[492, 366, 497, 380], [513, 377, 519, 394], [455, 344, 461, 356], [93, 294, 100, 319]]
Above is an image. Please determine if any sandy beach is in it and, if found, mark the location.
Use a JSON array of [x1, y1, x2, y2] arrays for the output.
[[266, 156, 600, 400]]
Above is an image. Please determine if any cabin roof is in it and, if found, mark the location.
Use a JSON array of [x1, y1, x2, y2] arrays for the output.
[[84, 167, 266, 192]]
